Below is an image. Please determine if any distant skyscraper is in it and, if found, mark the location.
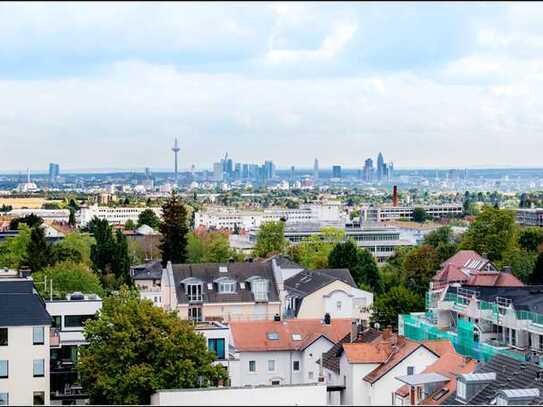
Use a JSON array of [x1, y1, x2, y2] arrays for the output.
[[332, 165, 342, 178], [377, 152, 385, 181], [290, 166, 295, 180], [313, 158, 319, 180], [387, 162, 394, 181], [145, 167, 151, 179], [172, 138, 180, 186], [213, 162, 223, 182], [363, 158, 374, 182], [48, 163, 60, 184], [263, 161, 275, 180]]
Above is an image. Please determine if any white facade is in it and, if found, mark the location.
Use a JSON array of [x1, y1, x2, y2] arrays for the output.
[[7, 208, 70, 223], [151, 383, 327, 406], [78, 204, 162, 226], [360, 204, 463, 223], [0, 325, 50, 406]]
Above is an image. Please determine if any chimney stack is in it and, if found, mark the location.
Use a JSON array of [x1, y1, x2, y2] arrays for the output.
[[392, 185, 398, 207], [351, 321, 357, 343]]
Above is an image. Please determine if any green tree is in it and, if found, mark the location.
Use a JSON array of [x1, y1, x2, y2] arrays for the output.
[[124, 219, 136, 230], [296, 227, 345, 269], [9, 213, 43, 230], [498, 248, 537, 283], [460, 206, 518, 261], [423, 226, 458, 263], [0, 224, 31, 268], [112, 230, 132, 287], [33, 261, 104, 299], [24, 226, 51, 273], [412, 207, 427, 223], [90, 218, 116, 276], [518, 227, 543, 252], [370, 286, 423, 330], [531, 252, 543, 285], [254, 221, 286, 258], [68, 208, 76, 227], [55, 232, 95, 266], [159, 192, 189, 266], [402, 245, 440, 296], [187, 231, 241, 263], [137, 209, 161, 230], [79, 287, 227, 405]]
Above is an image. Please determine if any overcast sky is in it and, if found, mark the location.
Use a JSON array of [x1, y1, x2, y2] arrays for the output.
[[2, 2, 543, 172]]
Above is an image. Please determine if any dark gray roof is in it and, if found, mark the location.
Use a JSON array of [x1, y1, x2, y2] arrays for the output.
[[0, 280, 51, 326], [262, 255, 303, 269], [171, 262, 280, 304], [131, 261, 163, 281], [445, 354, 543, 405], [284, 268, 357, 298], [322, 328, 382, 374], [450, 285, 543, 313]]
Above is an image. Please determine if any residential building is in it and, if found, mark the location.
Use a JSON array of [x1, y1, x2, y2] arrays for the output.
[[131, 261, 163, 306], [360, 204, 464, 223], [46, 293, 102, 404], [283, 269, 373, 321], [444, 354, 543, 405], [0, 280, 51, 406], [78, 204, 162, 227], [323, 327, 458, 406], [229, 318, 352, 387], [150, 383, 327, 406], [161, 262, 281, 322], [517, 208, 543, 227]]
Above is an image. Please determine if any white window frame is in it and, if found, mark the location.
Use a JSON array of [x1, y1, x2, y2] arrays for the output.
[[219, 281, 236, 294], [33, 359, 45, 377], [33, 326, 44, 345]]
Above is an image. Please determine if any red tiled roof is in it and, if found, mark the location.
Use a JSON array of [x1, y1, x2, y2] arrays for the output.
[[230, 318, 352, 352], [441, 250, 484, 269]]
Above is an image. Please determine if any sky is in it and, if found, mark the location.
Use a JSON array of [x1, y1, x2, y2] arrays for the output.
[[1, 2, 543, 172]]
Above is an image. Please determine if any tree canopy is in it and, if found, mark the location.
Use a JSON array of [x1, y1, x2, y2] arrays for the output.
[[254, 221, 287, 258], [187, 231, 243, 263], [33, 261, 104, 299], [79, 287, 227, 404], [159, 192, 189, 266], [9, 213, 43, 230], [137, 209, 161, 230], [370, 286, 423, 330]]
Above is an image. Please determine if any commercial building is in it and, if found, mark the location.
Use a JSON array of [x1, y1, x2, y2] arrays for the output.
[[0, 279, 52, 406], [7, 208, 70, 223], [360, 204, 464, 223], [78, 204, 162, 227], [332, 166, 342, 179], [48, 164, 60, 184], [517, 208, 543, 227]]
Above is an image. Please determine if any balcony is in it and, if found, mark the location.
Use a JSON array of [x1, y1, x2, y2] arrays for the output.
[[50, 328, 61, 348], [187, 294, 204, 303]]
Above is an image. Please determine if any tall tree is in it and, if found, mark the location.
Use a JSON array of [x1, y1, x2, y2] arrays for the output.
[[412, 207, 427, 223], [79, 287, 227, 405], [68, 208, 76, 227], [296, 227, 345, 270], [370, 286, 423, 330], [90, 218, 115, 276], [518, 227, 543, 252], [159, 192, 189, 266], [0, 224, 32, 269], [460, 206, 518, 262], [423, 226, 458, 263], [137, 209, 161, 230], [9, 213, 43, 230], [254, 221, 286, 258], [402, 244, 440, 296], [24, 226, 51, 273], [530, 252, 543, 285], [112, 229, 131, 287]]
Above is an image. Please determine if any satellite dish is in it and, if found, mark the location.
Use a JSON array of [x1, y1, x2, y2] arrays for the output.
[[374, 322, 381, 330]]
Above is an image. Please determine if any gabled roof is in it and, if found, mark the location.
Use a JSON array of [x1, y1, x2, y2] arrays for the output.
[[262, 255, 303, 269], [131, 261, 163, 280], [284, 268, 357, 298], [230, 318, 352, 352], [0, 280, 51, 326]]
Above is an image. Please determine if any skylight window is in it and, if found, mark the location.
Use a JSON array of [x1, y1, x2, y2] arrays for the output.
[[291, 334, 302, 341], [267, 332, 279, 340], [219, 266, 228, 273]]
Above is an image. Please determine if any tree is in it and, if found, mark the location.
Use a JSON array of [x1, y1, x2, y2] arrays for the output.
[[124, 219, 136, 230], [370, 286, 423, 330], [55, 232, 95, 266], [531, 252, 543, 285], [402, 245, 440, 296], [159, 192, 189, 266], [79, 287, 227, 404], [254, 221, 286, 258], [187, 231, 241, 263], [296, 227, 345, 270], [90, 218, 116, 276], [518, 227, 543, 252], [24, 226, 51, 273], [498, 248, 537, 284], [0, 224, 31, 268], [328, 241, 384, 293], [423, 226, 458, 263], [137, 209, 161, 230], [0, 204, 12, 212], [9, 213, 43, 230], [33, 261, 104, 299], [68, 208, 77, 227], [460, 206, 518, 262], [412, 207, 427, 223], [112, 230, 132, 287]]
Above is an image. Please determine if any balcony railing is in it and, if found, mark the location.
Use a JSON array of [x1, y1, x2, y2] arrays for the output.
[[50, 328, 61, 348]]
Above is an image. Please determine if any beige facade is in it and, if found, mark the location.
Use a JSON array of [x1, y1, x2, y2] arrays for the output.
[[177, 302, 281, 322]]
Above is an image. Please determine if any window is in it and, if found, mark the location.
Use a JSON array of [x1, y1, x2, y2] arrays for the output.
[[186, 283, 203, 302], [457, 380, 466, 399], [337, 301, 342, 311], [208, 338, 225, 360], [33, 392, 45, 406], [252, 279, 269, 302], [271, 380, 280, 385], [0, 329, 6, 346], [267, 332, 279, 340], [51, 316, 62, 329], [188, 306, 202, 322], [293, 361, 300, 371], [291, 334, 302, 341], [33, 359, 45, 377], [0, 361, 7, 378], [249, 360, 256, 373], [33, 327, 44, 345], [219, 281, 236, 294], [407, 366, 414, 376], [268, 360, 275, 372], [64, 315, 93, 328], [0, 393, 8, 406]]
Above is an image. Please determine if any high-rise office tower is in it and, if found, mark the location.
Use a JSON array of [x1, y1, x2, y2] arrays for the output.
[[213, 162, 223, 182], [144, 167, 151, 179], [313, 158, 319, 180], [332, 165, 342, 178], [263, 161, 275, 180], [48, 163, 60, 184], [234, 163, 241, 180], [387, 162, 394, 181], [377, 152, 385, 181], [290, 166, 295, 180], [172, 138, 180, 186], [242, 164, 249, 180], [363, 158, 374, 182]]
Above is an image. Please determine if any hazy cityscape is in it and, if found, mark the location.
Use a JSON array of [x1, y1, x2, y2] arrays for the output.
[[2, 2, 543, 407]]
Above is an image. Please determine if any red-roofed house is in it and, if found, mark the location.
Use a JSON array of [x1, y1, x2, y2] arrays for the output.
[[229, 317, 352, 387], [323, 329, 460, 406]]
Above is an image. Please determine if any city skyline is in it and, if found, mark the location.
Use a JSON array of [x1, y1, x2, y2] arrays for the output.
[[2, 3, 543, 170]]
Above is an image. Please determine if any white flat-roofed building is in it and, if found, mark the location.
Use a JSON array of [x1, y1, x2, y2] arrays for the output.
[[516, 208, 543, 227], [7, 209, 70, 223], [78, 204, 162, 227], [360, 204, 463, 223]]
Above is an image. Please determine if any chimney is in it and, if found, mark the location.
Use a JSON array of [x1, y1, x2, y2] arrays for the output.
[[392, 185, 398, 207], [274, 314, 281, 322], [324, 313, 331, 325], [351, 321, 357, 343]]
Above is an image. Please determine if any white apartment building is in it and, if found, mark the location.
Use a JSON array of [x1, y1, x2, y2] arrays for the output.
[[78, 204, 162, 227], [0, 280, 52, 406], [7, 209, 70, 223], [228, 318, 352, 387], [517, 208, 543, 227], [194, 203, 345, 231], [360, 204, 463, 223]]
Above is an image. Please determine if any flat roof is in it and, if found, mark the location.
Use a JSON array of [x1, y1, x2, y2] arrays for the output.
[[500, 388, 540, 399], [396, 373, 450, 386]]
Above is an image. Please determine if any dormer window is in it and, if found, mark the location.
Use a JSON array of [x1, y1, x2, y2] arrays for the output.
[[219, 281, 236, 294], [246, 276, 269, 302]]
